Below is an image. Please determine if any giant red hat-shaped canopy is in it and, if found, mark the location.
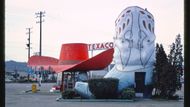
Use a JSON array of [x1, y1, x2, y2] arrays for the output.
[[58, 43, 89, 64], [28, 43, 114, 73]]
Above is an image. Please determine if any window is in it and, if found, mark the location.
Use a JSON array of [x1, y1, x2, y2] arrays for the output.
[[148, 23, 151, 32], [122, 14, 125, 17], [143, 20, 147, 29], [126, 10, 131, 13], [152, 27, 154, 33], [123, 23, 125, 30], [140, 11, 145, 14], [147, 15, 151, 19], [119, 27, 121, 34], [127, 19, 130, 25]]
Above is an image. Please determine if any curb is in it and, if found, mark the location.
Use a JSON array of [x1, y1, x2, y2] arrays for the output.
[[56, 98, 135, 102], [23, 90, 60, 95]]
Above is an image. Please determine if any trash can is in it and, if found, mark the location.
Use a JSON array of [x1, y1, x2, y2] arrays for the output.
[[32, 83, 37, 93]]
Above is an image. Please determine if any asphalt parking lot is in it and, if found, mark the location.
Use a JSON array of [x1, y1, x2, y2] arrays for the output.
[[5, 83, 184, 107]]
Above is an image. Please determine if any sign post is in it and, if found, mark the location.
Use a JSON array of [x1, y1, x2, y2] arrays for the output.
[[88, 42, 113, 58]]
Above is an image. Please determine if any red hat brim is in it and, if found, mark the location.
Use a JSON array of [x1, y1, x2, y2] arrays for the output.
[[27, 48, 114, 73]]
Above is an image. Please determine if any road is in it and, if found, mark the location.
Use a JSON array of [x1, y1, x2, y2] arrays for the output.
[[5, 83, 184, 107]]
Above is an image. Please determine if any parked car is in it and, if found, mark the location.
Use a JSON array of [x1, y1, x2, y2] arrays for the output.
[[180, 75, 184, 83], [50, 85, 61, 92], [5, 78, 12, 83]]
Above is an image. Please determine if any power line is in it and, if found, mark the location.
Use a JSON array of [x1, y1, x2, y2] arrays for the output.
[[35, 11, 45, 56]]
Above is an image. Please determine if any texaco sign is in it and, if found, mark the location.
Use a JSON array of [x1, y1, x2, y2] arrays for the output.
[[88, 42, 114, 51]]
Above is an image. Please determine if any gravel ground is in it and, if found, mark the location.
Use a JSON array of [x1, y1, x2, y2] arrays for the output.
[[5, 83, 184, 107]]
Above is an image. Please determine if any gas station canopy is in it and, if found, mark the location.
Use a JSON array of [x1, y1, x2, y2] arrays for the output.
[[27, 43, 114, 73]]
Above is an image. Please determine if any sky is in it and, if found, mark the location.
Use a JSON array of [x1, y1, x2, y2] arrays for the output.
[[5, 0, 184, 62]]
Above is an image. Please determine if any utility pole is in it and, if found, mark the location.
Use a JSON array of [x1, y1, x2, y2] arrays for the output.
[[26, 28, 32, 60], [35, 11, 45, 56], [26, 28, 32, 82]]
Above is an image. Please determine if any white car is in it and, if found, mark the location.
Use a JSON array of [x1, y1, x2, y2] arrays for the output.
[[5, 77, 13, 83], [180, 75, 184, 83]]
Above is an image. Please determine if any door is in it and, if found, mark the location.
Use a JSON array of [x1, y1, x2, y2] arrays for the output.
[[135, 72, 146, 93]]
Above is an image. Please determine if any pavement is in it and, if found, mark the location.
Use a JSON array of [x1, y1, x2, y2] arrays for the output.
[[5, 83, 184, 107]]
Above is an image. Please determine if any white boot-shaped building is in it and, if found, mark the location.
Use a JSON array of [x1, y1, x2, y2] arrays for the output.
[[75, 6, 156, 98]]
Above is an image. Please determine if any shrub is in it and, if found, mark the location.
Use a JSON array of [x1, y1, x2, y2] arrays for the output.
[[151, 94, 179, 100], [17, 79, 35, 83], [168, 95, 179, 100], [88, 78, 119, 99], [119, 88, 135, 100], [62, 90, 75, 99], [144, 84, 154, 98], [151, 94, 161, 99]]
